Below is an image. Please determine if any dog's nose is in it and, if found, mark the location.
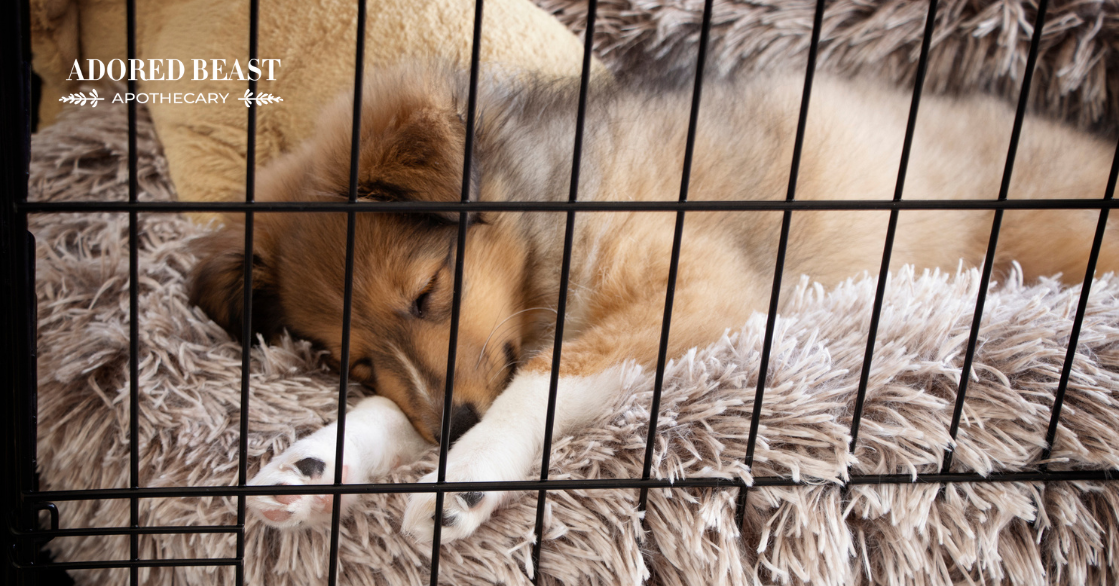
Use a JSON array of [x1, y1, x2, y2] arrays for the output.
[[447, 403, 480, 445]]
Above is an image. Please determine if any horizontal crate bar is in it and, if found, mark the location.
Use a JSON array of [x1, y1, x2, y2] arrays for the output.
[[12, 558, 239, 571], [10, 525, 239, 538], [22, 469, 1118, 502], [18, 198, 1119, 214]]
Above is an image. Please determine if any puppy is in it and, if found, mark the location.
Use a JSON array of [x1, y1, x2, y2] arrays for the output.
[[190, 63, 1118, 540]]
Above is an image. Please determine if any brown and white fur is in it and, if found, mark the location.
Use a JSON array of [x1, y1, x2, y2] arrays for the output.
[[189, 63, 1118, 540]]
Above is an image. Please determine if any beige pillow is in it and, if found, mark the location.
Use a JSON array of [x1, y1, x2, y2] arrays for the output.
[[32, 0, 600, 215]]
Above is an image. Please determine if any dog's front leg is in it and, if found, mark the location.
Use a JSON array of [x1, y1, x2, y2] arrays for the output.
[[248, 395, 429, 528], [401, 364, 627, 543]]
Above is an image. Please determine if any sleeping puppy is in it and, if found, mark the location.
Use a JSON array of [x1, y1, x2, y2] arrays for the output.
[[189, 63, 1118, 541]]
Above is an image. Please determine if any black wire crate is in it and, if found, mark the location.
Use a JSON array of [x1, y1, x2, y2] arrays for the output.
[[6, 0, 1119, 585]]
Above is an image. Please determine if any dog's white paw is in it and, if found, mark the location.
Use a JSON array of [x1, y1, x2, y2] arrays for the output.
[[402, 468, 506, 543], [247, 396, 430, 530], [248, 431, 357, 529], [400, 370, 624, 543]]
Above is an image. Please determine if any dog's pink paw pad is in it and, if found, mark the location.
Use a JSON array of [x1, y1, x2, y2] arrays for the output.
[[247, 438, 353, 529], [260, 508, 293, 523], [273, 492, 301, 505]]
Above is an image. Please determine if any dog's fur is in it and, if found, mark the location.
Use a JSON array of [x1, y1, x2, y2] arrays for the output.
[[190, 64, 1118, 539]]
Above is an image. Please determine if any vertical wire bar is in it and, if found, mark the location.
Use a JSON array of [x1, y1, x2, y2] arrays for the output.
[[636, 0, 715, 514], [734, 0, 826, 530], [429, 1, 483, 582], [529, 0, 598, 579], [126, 0, 140, 581], [327, 2, 368, 584], [941, 0, 1049, 474], [847, 0, 939, 459], [1038, 140, 1119, 467], [235, 1, 260, 585], [3, 0, 36, 580]]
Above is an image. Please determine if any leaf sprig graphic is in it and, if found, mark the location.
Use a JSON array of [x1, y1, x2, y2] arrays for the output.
[[58, 89, 105, 107], [239, 90, 284, 107]]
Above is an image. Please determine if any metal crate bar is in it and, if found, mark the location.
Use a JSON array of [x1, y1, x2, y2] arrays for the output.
[[325, 2, 369, 584], [635, 0, 715, 512], [19, 469, 1119, 570], [940, 0, 1049, 475], [428, 1, 485, 582], [21, 198, 1119, 215], [735, 0, 827, 531], [19, 468, 1118, 503], [234, 1, 261, 585], [529, 0, 599, 579], [1, 0, 35, 581], [637, 0, 715, 516], [10, 525, 240, 538], [848, 0, 939, 461], [12, 559, 240, 571], [1039, 139, 1119, 467], [125, 1, 140, 583]]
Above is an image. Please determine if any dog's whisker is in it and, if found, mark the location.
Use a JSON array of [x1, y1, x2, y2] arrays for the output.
[[485, 359, 521, 387], [476, 306, 556, 368]]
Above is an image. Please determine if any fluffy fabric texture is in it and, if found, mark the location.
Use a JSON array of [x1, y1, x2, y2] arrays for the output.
[[30, 0, 601, 219], [532, 0, 1119, 134], [32, 97, 1119, 585]]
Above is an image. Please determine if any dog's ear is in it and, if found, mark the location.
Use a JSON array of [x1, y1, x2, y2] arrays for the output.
[[382, 107, 462, 171], [361, 106, 483, 226], [188, 220, 285, 343]]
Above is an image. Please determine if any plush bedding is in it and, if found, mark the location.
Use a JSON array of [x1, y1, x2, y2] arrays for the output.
[[31, 0, 1119, 583], [32, 102, 1119, 585]]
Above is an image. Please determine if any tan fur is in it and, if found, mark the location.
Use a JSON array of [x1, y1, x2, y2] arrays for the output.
[[190, 64, 1118, 444]]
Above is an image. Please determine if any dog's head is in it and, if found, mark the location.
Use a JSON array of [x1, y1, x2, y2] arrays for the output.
[[190, 66, 536, 444]]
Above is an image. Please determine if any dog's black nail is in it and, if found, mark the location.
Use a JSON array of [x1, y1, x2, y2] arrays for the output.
[[432, 511, 458, 527], [294, 457, 325, 478], [460, 491, 484, 508]]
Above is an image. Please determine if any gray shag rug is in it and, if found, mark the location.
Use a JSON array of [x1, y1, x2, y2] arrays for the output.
[[32, 99, 1119, 585], [533, 0, 1119, 133]]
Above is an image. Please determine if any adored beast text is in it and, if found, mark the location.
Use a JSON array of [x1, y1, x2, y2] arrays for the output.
[[67, 58, 282, 82], [61, 58, 285, 107]]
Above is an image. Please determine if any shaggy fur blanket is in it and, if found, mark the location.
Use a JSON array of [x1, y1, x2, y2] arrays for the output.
[[532, 0, 1119, 133], [32, 100, 1119, 586]]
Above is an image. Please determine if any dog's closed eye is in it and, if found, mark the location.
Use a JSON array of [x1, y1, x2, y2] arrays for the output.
[[410, 276, 436, 319]]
